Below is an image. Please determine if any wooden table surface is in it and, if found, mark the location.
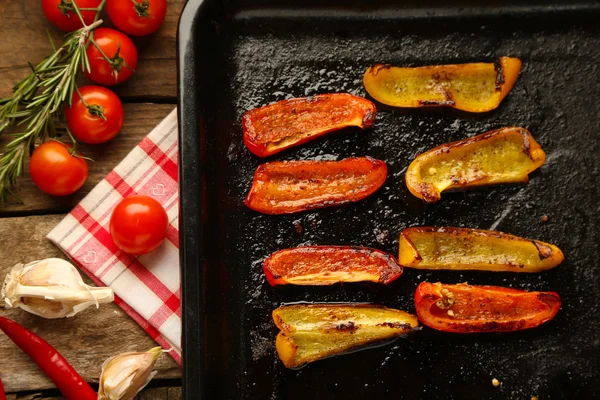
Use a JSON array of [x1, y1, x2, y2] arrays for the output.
[[0, 1, 185, 398]]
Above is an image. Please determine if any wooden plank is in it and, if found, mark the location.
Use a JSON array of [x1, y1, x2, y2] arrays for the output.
[[0, 215, 181, 393], [0, 0, 183, 101], [0, 103, 175, 215], [5, 385, 182, 399], [138, 386, 183, 400]]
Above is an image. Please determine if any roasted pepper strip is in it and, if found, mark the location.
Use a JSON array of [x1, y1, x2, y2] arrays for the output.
[[405, 127, 545, 203], [399, 227, 564, 273], [363, 57, 521, 112], [415, 282, 560, 333], [243, 93, 376, 157], [273, 304, 419, 368], [0, 316, 97, 400], [245, 157, 387, 214], [264, 246, 403, 286]]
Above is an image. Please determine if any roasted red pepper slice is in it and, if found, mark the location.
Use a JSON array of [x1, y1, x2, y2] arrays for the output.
[[242, 93, 376, 157], [264, 246, 403, 286], [415, 282, 560, 333], [244, 157, 387, 214]]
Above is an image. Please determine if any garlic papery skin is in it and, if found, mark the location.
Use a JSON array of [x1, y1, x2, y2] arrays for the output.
[[98, 347, 163, 400], [1, 258, 114, 319]]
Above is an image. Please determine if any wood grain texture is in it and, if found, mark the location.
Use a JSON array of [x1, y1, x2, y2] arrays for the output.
[[4, 386, 182, 399], [138, 386, 183, 400], [0, 215, 181, 393], [0, 103, 175, 215], [0, 0, 183, 101]]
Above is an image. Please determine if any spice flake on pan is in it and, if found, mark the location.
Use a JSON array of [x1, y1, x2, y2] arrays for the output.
[[263, 246, 403, 286], [363, 57, 521, 112], [242, 93, 376, 157], [273, 303, 419, 368], [405, 127, 546, 203], [245, 157, 387, 214], [415, 282, 561, 333], [399, 227, 564, 273]]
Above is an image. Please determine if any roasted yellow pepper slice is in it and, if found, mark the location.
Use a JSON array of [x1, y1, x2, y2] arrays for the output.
[[273, 304, 418, 368], [363, 57, 521, 112], [405, 127, 546, 203], [399, 227, 564, 273]]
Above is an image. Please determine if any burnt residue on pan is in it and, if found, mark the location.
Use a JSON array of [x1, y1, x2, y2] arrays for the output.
[[179, 2, 600, 399]]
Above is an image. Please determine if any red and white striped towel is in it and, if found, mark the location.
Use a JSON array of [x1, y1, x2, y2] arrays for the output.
[[47, 109, 182, 364]]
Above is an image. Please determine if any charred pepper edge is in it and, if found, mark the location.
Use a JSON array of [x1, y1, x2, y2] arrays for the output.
[[263, 246, 403, 286]]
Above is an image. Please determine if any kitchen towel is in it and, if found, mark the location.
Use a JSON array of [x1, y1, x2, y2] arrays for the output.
[[47, 108, 181, 364]]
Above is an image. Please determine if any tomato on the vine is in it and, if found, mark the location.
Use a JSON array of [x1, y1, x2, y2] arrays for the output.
[[110, 195, 169, 255], [42, 0, 102, 32], [85, 28, 138, 86], [107, 0, 167, 37], [65, 85, 124, 144], [29, 142, 88, 196]]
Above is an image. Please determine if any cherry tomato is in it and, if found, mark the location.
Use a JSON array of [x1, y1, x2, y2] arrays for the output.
[[110, 195, 169, 255], [86, 28, 138, 86], [65, 86, 124, 144], [29, 142, 88, 196], [107, 0, 167, 37], [42, 0, 102, 32]]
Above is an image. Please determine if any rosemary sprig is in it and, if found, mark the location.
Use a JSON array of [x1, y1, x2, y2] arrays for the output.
[[0, 1, 104, 207]]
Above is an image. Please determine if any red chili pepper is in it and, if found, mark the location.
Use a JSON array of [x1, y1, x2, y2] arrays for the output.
[[245, 156, 387, 214], [0, 374, 6, 400], [243, 93, 376, 157], [0, 316, 96, 400]]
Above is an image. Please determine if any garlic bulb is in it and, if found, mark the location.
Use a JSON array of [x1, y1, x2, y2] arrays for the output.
[[1, 258, 114, 319], [98, 347, 163, 400]]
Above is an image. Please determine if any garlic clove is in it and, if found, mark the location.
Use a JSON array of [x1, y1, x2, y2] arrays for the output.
[[98, 347, 163, 400], [1, 258, 114, 319]]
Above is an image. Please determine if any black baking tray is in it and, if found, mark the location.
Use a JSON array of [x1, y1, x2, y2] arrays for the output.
[[177, 1, 600, 398]]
